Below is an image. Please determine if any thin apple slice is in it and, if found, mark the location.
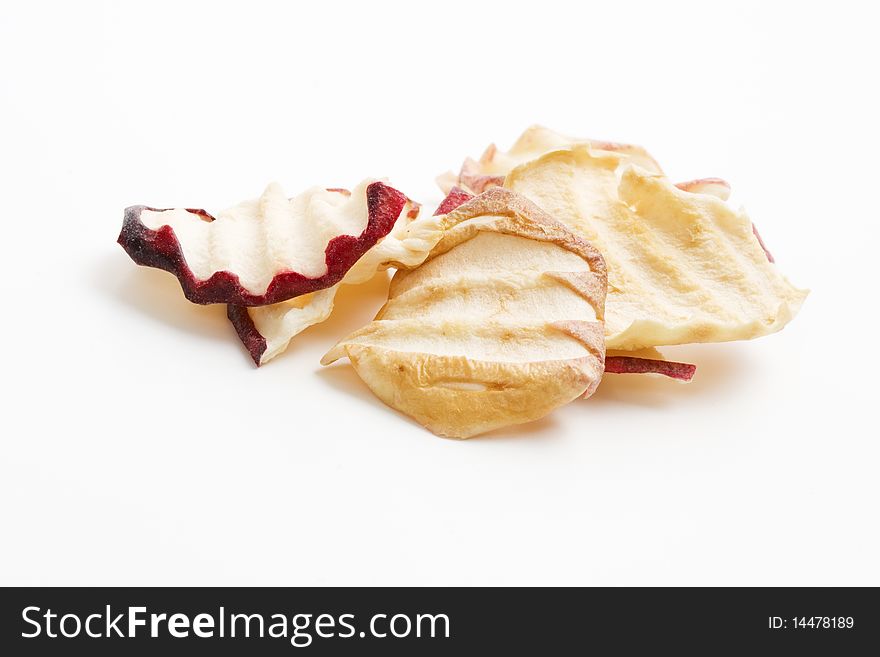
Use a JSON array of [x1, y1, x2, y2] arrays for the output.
[[675, 177, 731, 201], [505, 144, 807, 351], [230, 186, 541, 366], [227, 193, 469, 366], [322, 188, 607, 439], [604, 351, 696, 382], [438, 126, 734, 208], [118, 180, 407, 306], [674, 178, 778, 262], [436, 125, 663, 194], [227, 286, 339, 366]]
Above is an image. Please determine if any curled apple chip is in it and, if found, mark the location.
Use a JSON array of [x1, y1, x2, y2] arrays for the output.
[[227, 195, 461, 365], [437, 125, 663, 194], [118, 180, 407, 306], [503, 144, 807, 350], [227, 286, 339, 366], [321, 188, 607, 439]]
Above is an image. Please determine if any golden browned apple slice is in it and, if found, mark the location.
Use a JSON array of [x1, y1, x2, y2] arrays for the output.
[[321, 188, 607, 439], [430, 191, 699, 383], [504, 144, 807, 351]]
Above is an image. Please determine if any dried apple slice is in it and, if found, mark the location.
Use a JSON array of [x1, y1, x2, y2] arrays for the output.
[[321, 188, 607, 439], [434, 186, 475, 216], [230, 187, 533, 366], [504, 144, 807, 350], [605, 349, 696, 382], [118, 180, 407, 306], [436, 125, 663, 194], [227, 286, 339, 365], [675, 177, 731, 201], [437, 125, 736, 208], [227, 195, 461, 365]]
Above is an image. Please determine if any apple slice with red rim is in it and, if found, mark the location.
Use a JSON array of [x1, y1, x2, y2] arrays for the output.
[[118, 180, 407, 306]]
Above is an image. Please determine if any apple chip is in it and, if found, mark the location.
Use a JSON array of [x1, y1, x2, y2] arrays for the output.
[[430, 190, 698, 383], [503, 144, 807, 350], [118, 180, 407, 306], [227, 195, 466, 365], [436, 125, 663, 194], [321, 188, 607, 439], [675, 177, 731, 201], [605, 349, 696, 382]]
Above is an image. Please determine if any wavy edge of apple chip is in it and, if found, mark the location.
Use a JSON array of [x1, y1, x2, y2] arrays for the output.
[[503, 144, 807, 351], [117, 181, 407, 306], [226, 192, 477, 366], [436, 125, 665, 195]]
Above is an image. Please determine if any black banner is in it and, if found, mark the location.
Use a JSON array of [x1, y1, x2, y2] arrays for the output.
[[0, 587, 875, 654]]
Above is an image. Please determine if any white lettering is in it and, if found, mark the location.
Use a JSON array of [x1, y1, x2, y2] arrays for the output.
[[128, 606, 146, 637], [167, 613, 190, 638], [389, 614, 411, 638], [230, 613, 264, 638], [85, 614, 102, 638], [370, 614, 387, 638], [291, 614, 313, 647], [21, 606, 41, 638], [192, 613, 214, 638], [106, 606, 124, 637], [60, 614, 81, 638], [150, 613, 167, 637]]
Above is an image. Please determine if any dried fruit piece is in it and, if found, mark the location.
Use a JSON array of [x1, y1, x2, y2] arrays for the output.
[[321, 188, 607, 439], [504, 144, 807, 350], [605, 352, 696, 382], [229, 195, 455, 365], [227, 287, 339, 366], [436, 125, 662, 194], [434, 186, 475, 216], [118, 180, 407, 306], [675, 177, 731, 201], [751, 223, 775, 263]]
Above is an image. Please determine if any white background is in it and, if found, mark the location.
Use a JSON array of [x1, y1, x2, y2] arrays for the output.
[[1, 1, 878, 586]]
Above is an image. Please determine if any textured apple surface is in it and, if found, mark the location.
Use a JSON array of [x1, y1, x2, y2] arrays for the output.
[[436, 125, 664, 195], [437, 124, 734, 204], [504, 144, 807, 351], [322, 188, 608, 438], [118, 180, 407, 306], [674, 177, 732, 201], [228, 194, 462, 365], [433, 188, 699, 383]]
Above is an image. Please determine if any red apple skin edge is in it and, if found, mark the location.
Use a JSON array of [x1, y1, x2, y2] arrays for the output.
[[751, 224, 775, 263], [226, 305, 267, 366], [226, 189, 420, 367], [435, 186, 475, 215], [604, 356, 696, 381], [117, 182, 407, 307], [674, 177, 731, 199]]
